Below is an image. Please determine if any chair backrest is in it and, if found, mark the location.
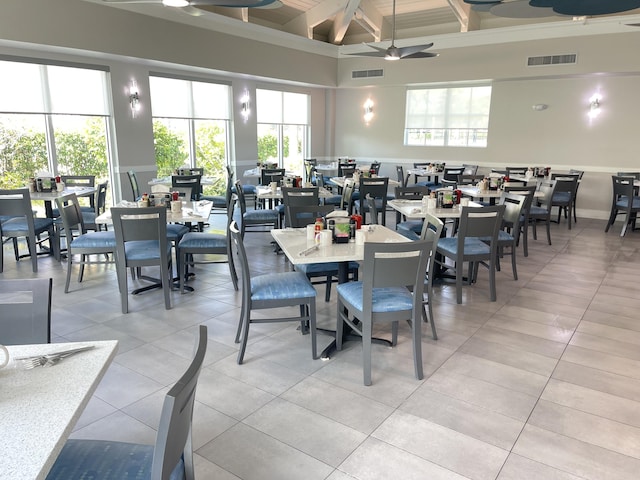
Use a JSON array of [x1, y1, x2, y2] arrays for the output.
[[152, 324, 207, 480], [260, 168, 286, 186], [127, 170, 141, 201], [365, 194, 378, 224], [361, 239, 431, 317], [569, 169, 585, 180], [443, 167, 464, 182], [504, 184, 537, 215], [359, 177, 389, 220], [172, 186, 193, 201], [234, 180, 249, 214], [612, 175, 636, 200], [230, 221, 252, 301], [420, 213, 445, 286], [369, 162, 381, 175], [395, 165, 407, 187], [535, 179, 556, 210], [340, 179, 356, 212], [551, 174, 579, 196], [111, 206, 168, 265], [506, 167, 527, 176], [499, 192, 527, 239], [458, 174, 482, 185], [413, 162, 431, 169], [338, 165, 356, 178], [178, 167, 204, 176], [0, 278, 52, 345], [462, 164, 478, 175], [616, 171, 640, 180], [56, 193, 87, 238], [457, 205, 505, 248], [61, 175, 95, 188], [0, 188, 36, 233], [287, 204, 335, 228], [172, 175, 202, 200], [394, 185, 429, 200], [282, 187, 320, 227], [94, 181, 108, 215]]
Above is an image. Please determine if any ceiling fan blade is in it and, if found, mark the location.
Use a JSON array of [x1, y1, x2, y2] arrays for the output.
[[101, 0, 278, 6], [400, 51, 440, 59], [396, 43, 434, 57], [101, 0, 162, 3], [344, 51, 387, 57]]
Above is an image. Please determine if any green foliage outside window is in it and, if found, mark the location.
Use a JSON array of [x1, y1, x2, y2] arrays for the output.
[[257, 133, 289, 166]]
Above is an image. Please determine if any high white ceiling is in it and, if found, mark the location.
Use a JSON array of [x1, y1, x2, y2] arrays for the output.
[[88, 0, 640, 46]]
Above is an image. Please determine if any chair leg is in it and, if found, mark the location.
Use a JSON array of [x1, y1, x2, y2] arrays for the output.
[[412, 312, 424, 381], [237, 309, 251, 364], [456, 261, 463, 304], [309, 297, 317, 360], [324, 275, 332, 302], [510, 243, 518, 281], [489, 257, 497, 302], [65, 252, 73, 293], [336, 299, 346, 351], [546, 218, 552, 245], [363, 313, 373, 386]]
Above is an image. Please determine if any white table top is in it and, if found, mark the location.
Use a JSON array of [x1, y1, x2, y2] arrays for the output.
[[0, 340, 118, 480], [329, 176, 400, 189], [29, 186, 97, 201], [406, 168, 443, 177], [256, 185, 335, 199], [388, 199, 484, 219], [95, 200, 213, 225], [458, 185, 544, 199], [271, 224, 409, 266]]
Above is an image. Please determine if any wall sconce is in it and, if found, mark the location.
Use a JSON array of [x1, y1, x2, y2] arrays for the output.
[[240, 91, 250, 122], [532, 104, 548, 111], [588, 93, 601, 119], [363, 98, 374, 124], [129, 80, 140, 118]]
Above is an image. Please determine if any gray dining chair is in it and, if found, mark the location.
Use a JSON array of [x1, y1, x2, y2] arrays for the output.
[[605, 175, 640, 236], [418, 213, 444, 340], [177, 200, 238, 293], [230, 221, 318, 364], [0, 188, 59, 273], [336, 238, 431, 386], [46, 325, 207, 480], [55, 193, 116, 293], [436, 204, 505, 304], [0, 277, 52, 345], [111, 206, 173, 314], [234, 180, 279, 237]]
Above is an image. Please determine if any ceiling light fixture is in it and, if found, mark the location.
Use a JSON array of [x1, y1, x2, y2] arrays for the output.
[[464, 0, 640, 17], [163, 0, 189, 7]]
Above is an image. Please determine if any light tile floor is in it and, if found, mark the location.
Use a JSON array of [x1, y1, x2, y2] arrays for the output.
[[3, 213, 640, 479]]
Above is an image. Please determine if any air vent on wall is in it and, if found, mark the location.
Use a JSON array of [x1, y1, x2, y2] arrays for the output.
[[352, 69, 384, 79], [527, 54, 577, 67]]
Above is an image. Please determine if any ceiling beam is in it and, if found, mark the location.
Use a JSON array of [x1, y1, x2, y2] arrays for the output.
[[446, 0, 480, 32], [329, 0, 362, 44], [354, 0, 383, 42], [283, 0, 354, 39]]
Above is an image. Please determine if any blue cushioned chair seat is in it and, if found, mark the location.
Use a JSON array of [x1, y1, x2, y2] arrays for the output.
[[201, 194, 226, 208], [478, 230, 514, 243], [415, 180, 436, 187], [45, 439, 184, 480], [397, 220, 423, 234], [552, 192, 571, 203], [1, 216, 53, 233], [245, 210, 279, 222], [70, 231, 116, 249], [529, 205, 547, 215], [438, 237, 491, 256], [297, 261, 358, 275], [125, 240, 171, 260], [336, 282, 413, 312], [324, 195, 342, 206], [251, 271, 316, 301], [179, 232, 226, 249], [616, 197, 640, 209], [166, 223, 189, 241], [232, 184, 256, 195]]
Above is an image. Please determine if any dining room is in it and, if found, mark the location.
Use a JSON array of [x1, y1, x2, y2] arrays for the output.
[[3, 1, 640, 478]]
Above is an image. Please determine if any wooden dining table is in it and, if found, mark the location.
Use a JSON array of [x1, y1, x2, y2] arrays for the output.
[[271, 224, 409, 358], [0, 340, 118, 480]]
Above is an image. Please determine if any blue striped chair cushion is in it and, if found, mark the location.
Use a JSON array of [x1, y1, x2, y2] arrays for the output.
[[251, 271, 316, 301], [70, 231, 116, 249], [245, 210, 279, 222], [45, 439, 184, 480], [337, 282, 413, 313], [438, 237, 491, 256], [124, 240, 172, 261], [1, 217, 53, 234], [178, 232, 226, 249]]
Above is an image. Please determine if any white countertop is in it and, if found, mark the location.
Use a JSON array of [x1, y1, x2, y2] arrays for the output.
[[0, 340, 118, 480]]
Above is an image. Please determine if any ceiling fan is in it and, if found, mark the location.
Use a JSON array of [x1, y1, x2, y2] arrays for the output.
[[100, 0, 279, 10], [347, 0, 438, 60]]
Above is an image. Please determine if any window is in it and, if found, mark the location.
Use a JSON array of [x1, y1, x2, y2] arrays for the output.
[[256, 89, 309, 177], [150, 76, 230, 196], [0, 60, 111, 195], [404, 85, 491, 147]]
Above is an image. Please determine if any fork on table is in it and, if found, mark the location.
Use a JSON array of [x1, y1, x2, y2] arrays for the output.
[[15, 345, 95, 370]]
